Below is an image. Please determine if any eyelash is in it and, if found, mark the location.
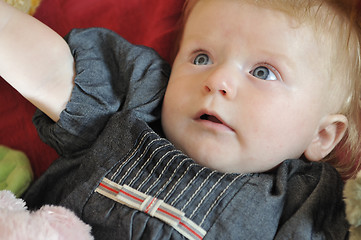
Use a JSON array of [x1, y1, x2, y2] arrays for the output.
[[188, 50, 282, 81], [250, 63, 282, 81], [191, 50, 211, 63]]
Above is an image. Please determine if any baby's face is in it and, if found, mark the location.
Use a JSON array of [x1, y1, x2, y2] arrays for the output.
[[162, 0, 334, 173]]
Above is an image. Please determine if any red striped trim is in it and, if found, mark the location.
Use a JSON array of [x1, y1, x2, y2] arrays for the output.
[[158, 207, 182, 221], [145, 198, 157, 213], [98, 179, 206, 240], [99, 183, 119, 194], [180, 222, 203, 240], [119, 189, 143, 203]]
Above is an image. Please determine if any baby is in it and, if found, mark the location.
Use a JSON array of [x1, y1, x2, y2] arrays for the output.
[[1, 0, 360, 239]]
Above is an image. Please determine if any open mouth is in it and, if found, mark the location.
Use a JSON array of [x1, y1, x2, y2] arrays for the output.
[[200, 114, 223, 124], [197, 111, 234, 132]]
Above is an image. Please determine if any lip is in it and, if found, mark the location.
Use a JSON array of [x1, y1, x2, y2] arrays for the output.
[[194, 109, 235, 132]]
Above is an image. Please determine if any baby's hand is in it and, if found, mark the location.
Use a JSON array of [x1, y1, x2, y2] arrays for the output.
[[0, 146, 33, 197]]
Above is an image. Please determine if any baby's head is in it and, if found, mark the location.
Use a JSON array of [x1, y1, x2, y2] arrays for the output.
[[161, 0, 361, 177]]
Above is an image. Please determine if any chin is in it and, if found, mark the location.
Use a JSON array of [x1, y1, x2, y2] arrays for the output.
[[188, 151, 234, 173]]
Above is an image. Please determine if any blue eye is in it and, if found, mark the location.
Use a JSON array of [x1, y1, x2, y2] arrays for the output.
[[251, 66, 278, 81], [193, 53, 212, 65]]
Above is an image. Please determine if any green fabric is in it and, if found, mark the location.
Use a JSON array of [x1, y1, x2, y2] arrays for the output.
[[0, 145, 33, 197]]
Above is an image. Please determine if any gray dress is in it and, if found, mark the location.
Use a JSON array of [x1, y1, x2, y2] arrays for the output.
[[24, 28, 349, 240]]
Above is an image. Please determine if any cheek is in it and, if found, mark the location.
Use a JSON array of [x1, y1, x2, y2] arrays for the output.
[[161, 81, 186, 137], [162, 83, 183, 116], [163, 75, 195, 112], [161, 90, 175, 129], [260, 104, 318, 156], [161, 98, 175, 147], [245, 98, 310, 140]]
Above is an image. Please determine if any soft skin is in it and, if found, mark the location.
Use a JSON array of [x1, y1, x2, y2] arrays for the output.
[[161, 0, 347, 173]]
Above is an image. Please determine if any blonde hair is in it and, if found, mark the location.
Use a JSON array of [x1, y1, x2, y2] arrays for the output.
[[172, 0, 361, 179]]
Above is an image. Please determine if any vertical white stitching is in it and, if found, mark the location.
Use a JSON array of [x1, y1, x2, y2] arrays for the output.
[[169, 165, 206, 206], [110, 131, 152, 180], [157, 157, 192, 200], [181, 171, 216, 212], [199, 174, 243, 227], [118, 137, 163, 184], [128, 143, 172, 186], [189, 173, 226, 219], [140, 152, 183, 193]]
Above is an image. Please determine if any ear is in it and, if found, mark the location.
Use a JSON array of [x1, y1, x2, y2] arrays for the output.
[[304, 114, 348, 161]]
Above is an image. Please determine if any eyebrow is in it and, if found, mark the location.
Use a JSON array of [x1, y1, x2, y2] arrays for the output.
[[258, 49, 296, 77]]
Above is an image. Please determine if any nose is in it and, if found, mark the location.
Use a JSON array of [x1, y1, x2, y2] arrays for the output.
[[203, 64, 237, 99]]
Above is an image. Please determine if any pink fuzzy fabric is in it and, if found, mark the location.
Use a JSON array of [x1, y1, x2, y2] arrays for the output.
[[0, 191, 93, 240]]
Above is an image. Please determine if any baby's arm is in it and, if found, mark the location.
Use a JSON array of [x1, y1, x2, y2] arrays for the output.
[[0, 0, 74, 122]]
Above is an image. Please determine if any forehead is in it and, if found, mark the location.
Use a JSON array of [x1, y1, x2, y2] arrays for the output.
[[183, 0, 332, 72], [183, 0, 346, 50], [184, 0, 300, 41]]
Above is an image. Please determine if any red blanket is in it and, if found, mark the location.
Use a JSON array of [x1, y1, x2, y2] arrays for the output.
[[0, 0, 184, 178]]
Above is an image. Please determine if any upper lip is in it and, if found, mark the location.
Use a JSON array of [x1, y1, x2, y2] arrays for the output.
[[195, 109, 234, 131]]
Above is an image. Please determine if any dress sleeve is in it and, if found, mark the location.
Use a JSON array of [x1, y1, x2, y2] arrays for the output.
[[33, 28, 170, 157]]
